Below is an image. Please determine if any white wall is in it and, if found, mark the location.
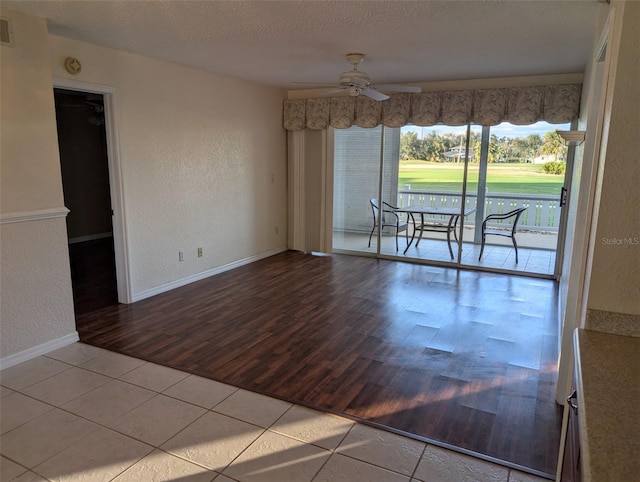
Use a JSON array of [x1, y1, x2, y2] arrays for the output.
[[48, 35, 288, 297], [0, 9, 76, 361], [1, 8, 288, 362], [586, 1, 640, 316]]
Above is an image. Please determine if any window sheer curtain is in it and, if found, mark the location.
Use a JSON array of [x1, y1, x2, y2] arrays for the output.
[[283, 84, 581, 130]]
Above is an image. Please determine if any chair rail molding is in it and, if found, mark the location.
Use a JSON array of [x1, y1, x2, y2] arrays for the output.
[[0, 207, 70, 224]]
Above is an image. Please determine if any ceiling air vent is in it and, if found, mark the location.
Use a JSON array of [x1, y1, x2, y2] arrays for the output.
[[1, 17, 14, 47]]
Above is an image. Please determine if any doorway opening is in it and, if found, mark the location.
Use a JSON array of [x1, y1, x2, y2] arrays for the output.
[[54, 88, 118, 315]]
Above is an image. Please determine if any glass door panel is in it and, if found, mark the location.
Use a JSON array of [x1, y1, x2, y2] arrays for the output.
[[332, 126, 401, 255], [395, 124, 478, 264], [465, 121, 570, 275]]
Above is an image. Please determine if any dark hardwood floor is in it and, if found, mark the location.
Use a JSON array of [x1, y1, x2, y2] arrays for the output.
[[75, 250, 562, 478], [69, 237, 118, 314]]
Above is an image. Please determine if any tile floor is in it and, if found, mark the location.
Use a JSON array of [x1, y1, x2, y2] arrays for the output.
[[1, 343, 549, 482], [333, 230, 557, 276]]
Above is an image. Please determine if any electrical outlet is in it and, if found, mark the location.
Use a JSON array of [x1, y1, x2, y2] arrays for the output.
[[179, 251, 184, 262], [275, 226, 279, 235], [197, 247, 203, 257]]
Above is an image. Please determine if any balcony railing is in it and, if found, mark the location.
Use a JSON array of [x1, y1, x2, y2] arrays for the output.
[[397, 188, 561, 232]]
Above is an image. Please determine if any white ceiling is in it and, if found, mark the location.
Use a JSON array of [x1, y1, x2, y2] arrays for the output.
[[4, 1, 603, 90]]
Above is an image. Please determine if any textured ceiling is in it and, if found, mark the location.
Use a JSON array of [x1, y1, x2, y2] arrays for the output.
[[4, 0, 603, 89]]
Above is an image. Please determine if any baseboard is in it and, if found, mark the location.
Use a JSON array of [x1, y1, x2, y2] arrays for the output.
[[0, 332, 79, 370], [131, 246, 288, 303]]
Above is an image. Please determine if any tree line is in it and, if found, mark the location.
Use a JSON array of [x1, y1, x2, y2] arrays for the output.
[[400, 129, 568, 164]]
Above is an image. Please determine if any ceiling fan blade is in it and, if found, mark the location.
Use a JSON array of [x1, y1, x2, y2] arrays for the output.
[[361, 88, 390, 101], [375, 84, 422, 93], [349, 77, 370, 87], [318, 87, 348, 97], [291, 82, 340, 88]]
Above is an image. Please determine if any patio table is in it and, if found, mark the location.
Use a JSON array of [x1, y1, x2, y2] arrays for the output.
[[394, 205, 476, 257]]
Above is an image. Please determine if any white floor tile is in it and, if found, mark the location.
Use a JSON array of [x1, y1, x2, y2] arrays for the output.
[[1, 386, 15, 398], [12, 471, 47, 481], [33, 427, 153, 482], [213, 389, 292, 428], [1, 455, 28, 480], [79, 351, 147, 378], [0, 408, 100, 468], [113, 449, 217, 482], [163, 374, 238, 409], [21, 367, 111, 406], [223, 431, 330, 482], [161, 411, 263, 471], [119, 362, 189, 392], [270, 405, 354, 450], [0, 357, 71, 391], [508, 470, 549, 482], [45, 342, 109, 366], [336, 424, 425, 476], [213, 475, 238, 482], [413, 445, 509, 482], [107, 394, 206, 446], [0, 392, 54, 434], [314, 453, 410, 482], [62, 379, 155, 425]]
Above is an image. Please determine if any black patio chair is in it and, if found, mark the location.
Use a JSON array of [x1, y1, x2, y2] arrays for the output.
[[368, 198, 408, 251], [478, 207, 527, 263]]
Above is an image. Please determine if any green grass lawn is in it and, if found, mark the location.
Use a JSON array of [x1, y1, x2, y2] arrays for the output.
[[399, 160, 564, 195]]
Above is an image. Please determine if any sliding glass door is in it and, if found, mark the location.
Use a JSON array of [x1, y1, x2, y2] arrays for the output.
[[468, 122, 570, 275], [331, 121, 571, 277]]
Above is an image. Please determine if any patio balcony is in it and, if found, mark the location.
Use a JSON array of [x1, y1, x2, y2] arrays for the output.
[[333, 188, 560, 276], [397, 187, 562, 235]]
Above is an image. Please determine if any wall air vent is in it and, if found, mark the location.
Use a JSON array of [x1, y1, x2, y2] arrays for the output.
[[1, 17, 14, 47]]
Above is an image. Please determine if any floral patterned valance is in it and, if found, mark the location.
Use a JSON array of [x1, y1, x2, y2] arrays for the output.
[[283, 84, 581, 131]]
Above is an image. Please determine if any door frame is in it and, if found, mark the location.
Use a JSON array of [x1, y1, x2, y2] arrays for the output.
[[53, 77, 132, 304], [555, 7, 618, 405]]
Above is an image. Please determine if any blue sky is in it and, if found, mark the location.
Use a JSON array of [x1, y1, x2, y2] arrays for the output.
[[402, 121, 570, 139]]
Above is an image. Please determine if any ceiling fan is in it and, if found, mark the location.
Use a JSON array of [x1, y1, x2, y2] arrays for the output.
[[295, 53, 422, 101]]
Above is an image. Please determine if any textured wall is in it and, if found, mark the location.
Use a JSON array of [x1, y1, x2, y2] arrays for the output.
[[0, 220, 76, 356], [0, 10, 65, 212], [587, 1, 640, 314], [0, 8, 76, 358], [48, 35, 288, 295]]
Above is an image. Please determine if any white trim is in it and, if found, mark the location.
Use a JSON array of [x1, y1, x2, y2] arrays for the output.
[[53, 78, 132, 304], [323, 128, 335, 253], [69, 232, 112, 244], [555, 7, 618, 406], [0, 332, 79, 370], [131, 246, 288, 302], [0, 207, 69, 224]]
